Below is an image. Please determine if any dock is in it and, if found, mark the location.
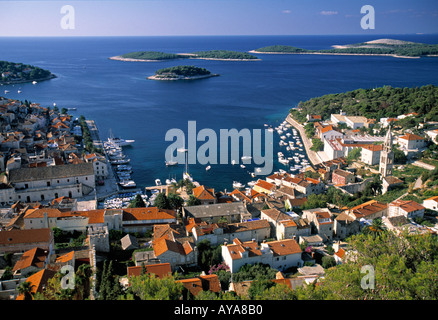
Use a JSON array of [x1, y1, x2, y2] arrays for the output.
[[85, 120, 103, 150], [145, 185, 171, 195], [285, 114, 322, 167]]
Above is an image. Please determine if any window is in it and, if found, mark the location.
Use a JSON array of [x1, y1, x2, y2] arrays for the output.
[[47, 181, 50, 187]]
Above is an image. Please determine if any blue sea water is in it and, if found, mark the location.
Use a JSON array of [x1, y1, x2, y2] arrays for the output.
[[1, 34, 438, 192]]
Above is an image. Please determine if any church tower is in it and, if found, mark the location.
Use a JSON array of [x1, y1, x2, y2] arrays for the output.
[[379, 127, 394, 178]]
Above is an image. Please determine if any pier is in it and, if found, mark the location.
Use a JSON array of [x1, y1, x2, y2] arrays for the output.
[[285, 114, 322, 167]]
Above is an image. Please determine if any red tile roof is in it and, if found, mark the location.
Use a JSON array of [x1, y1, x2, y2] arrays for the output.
[[390, 200, 425, 213], [15, 269, 57, 300], [12, 247, 48, 272], [399, 133, 425, 141], [127, 263, 172, 279], [193, 185, 216, 201]]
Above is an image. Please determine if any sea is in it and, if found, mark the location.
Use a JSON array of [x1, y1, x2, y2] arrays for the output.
[[1, 34, 438, 192]]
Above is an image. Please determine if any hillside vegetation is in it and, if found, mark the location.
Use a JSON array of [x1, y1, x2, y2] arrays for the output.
[[192, 50, 259, 60], [254, 39, 438, 57], [120, 51, 185, 60], [291, 85, 438, 122], [155, 65, 212, 77]]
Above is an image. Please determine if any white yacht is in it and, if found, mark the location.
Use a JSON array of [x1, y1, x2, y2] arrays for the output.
[[165, 160, 178, 166], [155, 179, 162, 186], [119, 180, 136, 188], [206, 165, 211, 171], [233, 181, 244, 188]]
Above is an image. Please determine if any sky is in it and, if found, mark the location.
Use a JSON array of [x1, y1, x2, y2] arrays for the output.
[[0, 0, 437, 36]]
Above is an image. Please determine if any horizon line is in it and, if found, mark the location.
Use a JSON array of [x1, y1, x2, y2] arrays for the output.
[[0, 33, 436, 38]]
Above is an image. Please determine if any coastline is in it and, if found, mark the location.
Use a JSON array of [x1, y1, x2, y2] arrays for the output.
[[248, 50, 422, 59], [110, 54, 260, 62], [285, 114, 322, 167], [0, 74, 57, 86], [147, 73, 220, 81], [109, 55, 177, 62]]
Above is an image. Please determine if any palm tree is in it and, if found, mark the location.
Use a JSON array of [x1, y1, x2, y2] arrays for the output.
[[364, 217, 387, 234], [17, 281, 35, 300]]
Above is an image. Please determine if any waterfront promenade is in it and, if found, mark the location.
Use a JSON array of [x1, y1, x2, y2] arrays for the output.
[[84, 120, 120, 200], [285, 114, 322, 167]]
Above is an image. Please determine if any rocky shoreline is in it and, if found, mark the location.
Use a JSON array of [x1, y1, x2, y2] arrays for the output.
[[248, 50, 421, 59], [0, 74, 57, 86], [147, 73, 220, 81]]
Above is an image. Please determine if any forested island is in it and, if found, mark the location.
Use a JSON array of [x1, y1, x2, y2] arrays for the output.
[[189, 50, 260, 61], [291, 84, 438, 122], [110, 50, 259, 62], [0, 60, 55, 84], [251, 39, 438, 58], [147, 65, 219, 81], [110, 51, 186, 62]]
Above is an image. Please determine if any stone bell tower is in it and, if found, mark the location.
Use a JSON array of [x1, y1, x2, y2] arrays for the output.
[[379, 127, 394, 178]]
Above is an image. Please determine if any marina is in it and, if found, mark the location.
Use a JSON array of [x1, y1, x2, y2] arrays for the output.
[[103, 132, 137, 190]]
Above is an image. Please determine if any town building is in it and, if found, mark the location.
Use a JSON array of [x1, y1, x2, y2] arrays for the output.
[[361, 144, 383, 166], [388, 200, 425, 219], [345, 200, 388, 221], [221, 238, 303, 273], [333, 212, 361, 239], [0, 228, 54, 254], [2, 163, 95, 205], [192, 185, 217, 205], [332, 168, 355, 186], [182, 202, 250, 224], [423, 196, 438, 211], [398, 133, 426, 156]]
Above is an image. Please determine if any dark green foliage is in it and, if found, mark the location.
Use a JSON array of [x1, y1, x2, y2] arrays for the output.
[[0, 60, 52, 83], [155, 65, 211, 77], [197, 240, 222, 272], [129, 194, 146, 208], [255, 40, 438, 57], [186, 195, 201, 207], [255, 45, 310, 53], [293, 85, 438, 122], [154, 192, 170, 209], [128, 273, 184, 300], [295, 231, 438, 300], [167, 193, 185, 210], [321, 256, 337, 269], [98, 260, 123, 300], [310, 138, 324, 152], [232, 263, 278, 283], [121, 51, 185, 60], [192, 50, 258, 60]]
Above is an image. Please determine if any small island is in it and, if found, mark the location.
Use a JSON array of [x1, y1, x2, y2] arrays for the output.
[[251, 39, 438, 58], [147, 65, 219, 81], [110, 50, 260, 62], [188, 50, 260, 61], [0, 60, 55, 85], [109, 51, 187, 62]]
